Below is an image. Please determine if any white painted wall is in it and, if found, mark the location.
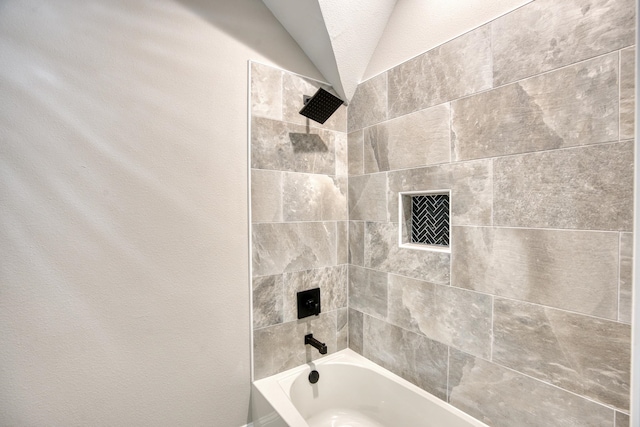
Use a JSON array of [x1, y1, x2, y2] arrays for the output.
[[363, 0, 534, 80], [0, 0, 321, 425]]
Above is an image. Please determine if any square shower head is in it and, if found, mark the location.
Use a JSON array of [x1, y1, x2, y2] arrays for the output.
[[299, 88, 344, 124]]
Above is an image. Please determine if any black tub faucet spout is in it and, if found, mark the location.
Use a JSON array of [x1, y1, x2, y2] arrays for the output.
[[305, 334, 327, 354]]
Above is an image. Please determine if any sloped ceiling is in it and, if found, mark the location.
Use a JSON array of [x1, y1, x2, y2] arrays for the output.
[[262, 0, 534, 104], [261, 0, 397, 103]]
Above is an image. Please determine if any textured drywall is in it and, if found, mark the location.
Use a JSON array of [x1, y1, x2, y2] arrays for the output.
[[363, 0, 534, 80], [0, 0, 320, 425]]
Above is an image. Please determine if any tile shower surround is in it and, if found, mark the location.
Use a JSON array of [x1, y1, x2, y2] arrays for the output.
[[250, 0, 635, 425]]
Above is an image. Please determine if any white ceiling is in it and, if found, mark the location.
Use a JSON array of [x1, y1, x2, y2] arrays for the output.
[[262, 0, 534, 104]]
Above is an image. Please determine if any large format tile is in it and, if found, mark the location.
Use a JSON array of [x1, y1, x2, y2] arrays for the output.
[[451, 226, 619, 318], [492, 0, 635, 85], [348, 130, 364, 176], [448, 349, 615, 427], [387, 274, 491, 358], [251, 116, 337, 175], [251, 169, 282, 223], [282, 265, 348, 322], [388, 25, 492, 119], [348, 173, 387, 221], [365, 222, 450, 285], [493, 141, 634, 231], [348, 265, 388, 319], [363, 315, 448, 399], [452, 54, 619, 161], [253, 311, 338, 380], [250, 62, 282, 120], [619, 232, 633, 323], [364, 103, 451, 172], [621, 47, 635, 140], [252, 222, 337, 276], [282, 172, 347, 221], [282, 72, 347, 132], [347, 73, 387, 132], [252, 275, 283, 329], [493, 298, 631, 410], [348, 308, 364, 354], [387, 160, 492, 226]]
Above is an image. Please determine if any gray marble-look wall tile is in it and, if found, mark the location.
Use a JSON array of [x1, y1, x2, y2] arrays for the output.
[[388, 275, 491, 358], [282, 172, 347, 221], [336, 221, 348, 265], [387, 160, 492, 226], [254, 311, 337, 380], [494, 141, 634, 231], [388, 25, 492, 119], [335, 132, 348, 176], [337, 308, 348, 351], [282, 72, 347, 132], [620, 47, 635, 140], [492, 0, 635, 86], [365, 222, 450, 285], [364, 315, 448, 399], [452, 226, 619, 318], [493, 298, 631, 410], [348, 221, 365, 266], [251, 116, 336, 175], [253, 275, 283, 329], [282, 265, 348, 322], [349, 173, 387, 221], [448, 349, 615, 427], [348, 130, 364, 176], [252, 222, 337, 277], [452, 54, 619, 161], [348, 73, 387, 132], [364, 103, 451, 173], [619, 232, 633, 324], [349, 265, 388, 319], [251, 62, 282, 120], [251, 169, 282, 223], [348, 308, 364, 354], [616, 412, 630, 427]]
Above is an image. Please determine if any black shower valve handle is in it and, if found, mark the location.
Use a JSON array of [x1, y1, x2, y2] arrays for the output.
[[306, 298, 319, 313]]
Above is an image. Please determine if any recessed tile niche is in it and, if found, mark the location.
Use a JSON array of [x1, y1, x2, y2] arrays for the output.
[[399, 190, 451, 252]]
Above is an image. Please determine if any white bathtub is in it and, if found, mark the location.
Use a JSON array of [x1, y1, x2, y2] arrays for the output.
[[252, 349, 488, 427]]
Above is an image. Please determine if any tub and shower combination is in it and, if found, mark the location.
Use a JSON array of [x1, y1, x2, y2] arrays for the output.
[[252, 349, 488, 427]]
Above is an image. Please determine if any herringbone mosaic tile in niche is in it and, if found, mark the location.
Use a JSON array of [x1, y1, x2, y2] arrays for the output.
[[411, 194, 449, 246]]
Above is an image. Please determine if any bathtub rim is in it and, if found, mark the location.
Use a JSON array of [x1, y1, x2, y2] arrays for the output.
[[252, 348, 489, 427]]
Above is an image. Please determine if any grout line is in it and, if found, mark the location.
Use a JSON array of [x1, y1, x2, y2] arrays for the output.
[[617, 232, 622, 322], [446, 346, 451, 402], [354, 260, 627, 325], [252, 219, 630, 236], [490, 296, 495, 362], [618, 49, 622, 143], [362, 47, 630, 132], [454, 346, 625, 414]]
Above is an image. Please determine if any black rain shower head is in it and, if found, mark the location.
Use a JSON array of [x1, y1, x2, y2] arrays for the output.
[[299, 88, 344, 124]]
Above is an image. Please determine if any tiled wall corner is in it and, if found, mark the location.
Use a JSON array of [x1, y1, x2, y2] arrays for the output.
[[250, 0, 635, 423], [250, 62, 348, 380], [343, 0, 635, 425]]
